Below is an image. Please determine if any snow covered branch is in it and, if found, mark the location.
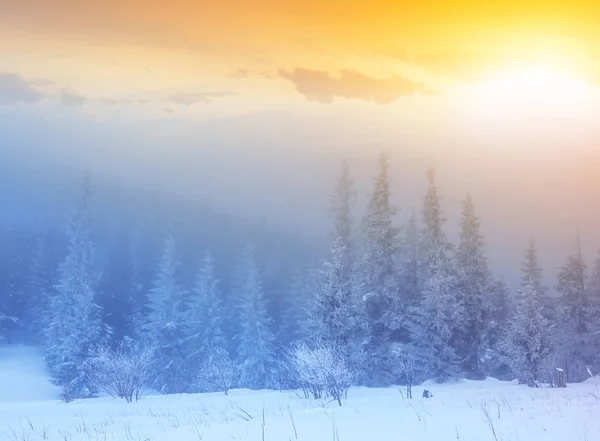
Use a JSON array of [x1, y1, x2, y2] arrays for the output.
[[87, 339, 155, 402], [285, 342, 358, 406]]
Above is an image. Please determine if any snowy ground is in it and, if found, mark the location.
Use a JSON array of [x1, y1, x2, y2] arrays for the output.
[[1, 346, 599, 441]]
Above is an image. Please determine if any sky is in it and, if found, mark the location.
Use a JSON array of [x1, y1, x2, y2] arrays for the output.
[[2, 1, 600, 286]]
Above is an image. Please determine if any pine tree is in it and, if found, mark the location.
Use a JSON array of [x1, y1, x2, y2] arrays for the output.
[[522, 238, 545, 293], [589, 250, 600, 331], [188, 250, 226, 363], [43, 174, 104, 399], [357, 151, 401, 385], [235, 248, 276, 389], [556, 233, 592, 381], [487, 278, 512, 378], [420, 168, 453, 278], [26, 234, 51, 338], [521, 239, 555, 324], [330, 159, 356, 254], [489, 278, 510, 347], [306, 238, 359, 349], [400, 213, 420, 311], [127, 230, 147, 339], [502, 283, 552, 387], [143, 236, 189, 394], [456, 195, 493, 378], [411, 168, 465, 382], [588, 250, 600, 374], [279, 267, 312, 347], [412, 269, 465, 382]]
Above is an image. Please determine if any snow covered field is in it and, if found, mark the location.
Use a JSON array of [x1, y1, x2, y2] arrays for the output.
[[1, 346, 600, 441]]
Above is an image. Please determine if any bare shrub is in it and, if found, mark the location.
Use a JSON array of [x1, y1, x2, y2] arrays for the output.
[[286, 342, 358, 406], [194, 345, 236, 395], [87, 338, 155, 402]]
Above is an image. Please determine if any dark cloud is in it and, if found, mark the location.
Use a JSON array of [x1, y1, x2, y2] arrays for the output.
[[168, 91, 236, 106], [0, 73, 45, 106], [279, 68, 434, 104]]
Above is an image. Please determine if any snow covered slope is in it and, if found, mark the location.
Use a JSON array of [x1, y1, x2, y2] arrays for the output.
[[0, 344, 60, 402], [0, 376, 599, 440]]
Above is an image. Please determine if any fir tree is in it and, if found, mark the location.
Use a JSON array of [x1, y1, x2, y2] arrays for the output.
[[556, 233, 593, 381], [127, 229, 147, 339], [143, 236, 189, 394], [521, 238, 545, 293], [420, 168, 453, 278], [26, 234, 51, 338], [502, 283, 552, 387], [279, 267, 312, 347], [489, 278, 511, 347], [412, 269, 465, 382], [521, 238, 555, 323], [43, 174, 104, 399], [235, 248, 276, 389], [306, 238, 359, 350], [330, 159, 356, 255], [456, 195, 493, 378], [358, 151, 401, 385], [411, 168, 465, 382], [400, 213, 420, 312], [188, 250, 226, 363]]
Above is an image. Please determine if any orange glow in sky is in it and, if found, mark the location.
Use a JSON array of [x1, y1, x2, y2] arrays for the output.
[[1, 0, 600, 120]]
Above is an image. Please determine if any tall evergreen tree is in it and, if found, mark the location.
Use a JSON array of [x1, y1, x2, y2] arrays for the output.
[[305, 238, 359, 349], [556, 233, 592, 381], [400, 213, 421, 312], [502, 283, 552, 387], [358, 151, 401, 385], [127, 229, 147, 339], [420, 168, 453, 278], [188, 250, 226, 363], [411, 168, 465, 382], [143, 236, 189, 394], [522, 238, 545, 293], [456, 195, 493, 378], [43, 174, 104, 399], [235, 247, 276, 389], [279, 267, 312, 347], [26, 234, 51, 339], [489, 278, 511, 348], [521, 238, 555, 322], [330, 159, 356, 253], [589, 250, 600, 330]]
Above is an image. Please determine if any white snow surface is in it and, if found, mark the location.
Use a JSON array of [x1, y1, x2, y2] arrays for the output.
[[0, 344, 60, 403], [1, 347, 600, 440]]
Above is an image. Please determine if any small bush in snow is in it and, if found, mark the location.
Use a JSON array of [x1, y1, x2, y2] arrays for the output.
[[194, 345, 236, 395], [87, 338, 154, 402], [286, 342, 358, 406]]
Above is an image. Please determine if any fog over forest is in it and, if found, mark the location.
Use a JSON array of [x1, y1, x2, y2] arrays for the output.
[[2, 108, 599, 292]]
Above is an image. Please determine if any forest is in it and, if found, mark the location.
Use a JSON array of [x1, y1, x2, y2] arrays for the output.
[[1, 151, 598, 401]]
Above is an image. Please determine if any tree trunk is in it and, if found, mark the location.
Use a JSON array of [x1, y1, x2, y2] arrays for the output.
[[554, 368, 567, 388]]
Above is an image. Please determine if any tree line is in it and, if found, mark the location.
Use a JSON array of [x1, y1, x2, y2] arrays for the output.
[[1, 152, 600, 400]]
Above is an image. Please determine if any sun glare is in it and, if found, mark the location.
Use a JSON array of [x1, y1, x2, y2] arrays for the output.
[[463, 65, 598, 127]]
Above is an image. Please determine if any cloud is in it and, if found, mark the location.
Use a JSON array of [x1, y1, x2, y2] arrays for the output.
[[228, 69, 272, 80], [279, 68, 433, 104], [0, 73, 45, 106], [99, 98, 152, 107], [60, 91, 88, 106], [168, 91, 236, 105]]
